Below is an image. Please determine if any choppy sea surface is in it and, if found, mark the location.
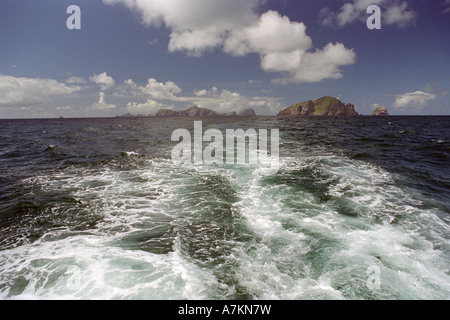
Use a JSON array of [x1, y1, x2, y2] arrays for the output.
[[0, 116, 449, 300]]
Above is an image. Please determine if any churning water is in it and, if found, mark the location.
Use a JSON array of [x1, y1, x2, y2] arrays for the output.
[[0, 116, 449, 299]]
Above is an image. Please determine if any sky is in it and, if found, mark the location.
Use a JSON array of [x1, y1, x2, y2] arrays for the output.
[[0, 0, 449, 118]]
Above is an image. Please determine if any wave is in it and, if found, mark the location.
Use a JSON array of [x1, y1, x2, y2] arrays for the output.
[[0, 144, 449, 300]]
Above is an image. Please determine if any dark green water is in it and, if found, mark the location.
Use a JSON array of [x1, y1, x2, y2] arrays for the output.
[[0, 116, 449, 299]]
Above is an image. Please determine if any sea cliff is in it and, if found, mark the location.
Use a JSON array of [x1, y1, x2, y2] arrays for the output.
[[278, 96, 359, 116]]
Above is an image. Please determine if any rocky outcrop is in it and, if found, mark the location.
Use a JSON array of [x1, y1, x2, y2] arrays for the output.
[[184, 106, 220, 117], [278, 96, 359, 116], [155, 109, 180, 117], [372, 106, 389, 116], [238, 108, 257, 116]]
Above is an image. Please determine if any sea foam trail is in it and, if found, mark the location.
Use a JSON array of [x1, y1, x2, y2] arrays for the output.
[[0, 233, 219, 300], [0, 158, 234, 299], [226, 151, 450, 299], [0, 148, 449, 299]]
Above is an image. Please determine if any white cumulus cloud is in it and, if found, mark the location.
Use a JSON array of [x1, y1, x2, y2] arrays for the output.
[[180, 86, 283, 114], [121, 78, 182, 100], [393, 91, 436, 109], [126, 99, 173, 114], [141, 78, 182, 100], [66, 75, 87, 85], [224, 10, 312, 57], [320, 0, 416, 28], [103, 0, 259, 56], [119, 77, 284, 114], [272, 43, 356, 84], [103, 0, 356, 84], [0, 75, 81, 109], [384, 2, 416, 28], [193, 86, 218, 97], [89, 72, 116, 90], [91, 92, 116, 110]]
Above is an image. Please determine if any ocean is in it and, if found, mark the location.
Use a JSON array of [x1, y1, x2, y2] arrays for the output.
[[0, 116, 449, 300]]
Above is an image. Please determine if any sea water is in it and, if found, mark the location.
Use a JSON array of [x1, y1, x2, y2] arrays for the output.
[[0, 116, 448, 299]]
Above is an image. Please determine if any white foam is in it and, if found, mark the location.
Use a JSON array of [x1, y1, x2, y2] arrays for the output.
[[124, 151, 140, 156], [227, 152, 450, 299], [4, 148, 450, 299], [0, 231, 226, 300]]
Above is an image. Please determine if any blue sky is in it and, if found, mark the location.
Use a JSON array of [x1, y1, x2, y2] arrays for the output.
[[0, 0, 449, 118]]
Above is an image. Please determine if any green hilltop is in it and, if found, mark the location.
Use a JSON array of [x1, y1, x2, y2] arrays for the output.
[[278, 96, 359, 116]]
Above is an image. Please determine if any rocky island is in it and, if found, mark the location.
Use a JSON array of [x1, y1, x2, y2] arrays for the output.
[[238, 108, 257, 117], [372, 106, 389, 116], [277, 96, 359, 116]]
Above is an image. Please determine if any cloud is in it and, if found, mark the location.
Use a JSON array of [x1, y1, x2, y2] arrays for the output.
[[393, 84, 448, 110], [120, 78, 182, 100], [103, 0, 355, 84], [89, 72, 115, 90], [56, 106, 73, 111], [126, 99, 173, 114], [121, 77, 284, 114], [182, 86, 283, 114], [424, 83, 448, 96], [320, 0, 416, 28], [0, 75, 81, 109], [224, 10, 313, 56], [371, 102, 381, 109], [384, 2, 416, 28], [193, 86, 218, 97], [168, 29, 226, 57], [272, 43, 356, 84], [442, 0, 450, 13], [66, 76, 87, 85], [318, 8, 337, 28], [393, 91, 436, 109], [141, 78, 182, 100], [90, 92, 116, 110], [224, 10, 355, 84], [103, 0, 259, 56], [103, 0, 259, 31]]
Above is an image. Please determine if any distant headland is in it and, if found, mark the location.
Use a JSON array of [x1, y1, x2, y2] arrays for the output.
[[116, 106, 257, 118]]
